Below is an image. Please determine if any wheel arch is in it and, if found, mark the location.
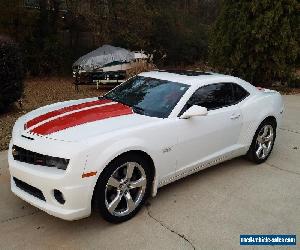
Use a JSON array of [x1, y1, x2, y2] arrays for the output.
[[251, 115, 277, 142], [116, 150, 156, 182], [91, 149, 157, 208], [246, 115, 277, 163], [247, 115, 277, 149], [262, 115, 277, 128]]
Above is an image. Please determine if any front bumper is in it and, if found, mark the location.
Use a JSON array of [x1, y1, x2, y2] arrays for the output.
[[8, 152, 95, 221]]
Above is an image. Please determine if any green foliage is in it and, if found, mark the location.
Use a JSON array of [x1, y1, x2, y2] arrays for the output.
[[23, 35, 69, 75], [0, 0, 219, 75], [109, 0, 153, 50], [149, 4, 209, 65], [209, 0, 299, 85], [22, 0, 69, 75], [0, 37, 24, 112]]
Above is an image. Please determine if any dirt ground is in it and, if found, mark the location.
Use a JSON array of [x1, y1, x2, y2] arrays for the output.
[[0, 77, 113, 151]]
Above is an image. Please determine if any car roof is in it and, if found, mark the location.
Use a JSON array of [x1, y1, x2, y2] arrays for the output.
[[139, 70, 242, 87]]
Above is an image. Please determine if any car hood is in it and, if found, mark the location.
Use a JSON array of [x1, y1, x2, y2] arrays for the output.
[[20, 97, 159, 142]]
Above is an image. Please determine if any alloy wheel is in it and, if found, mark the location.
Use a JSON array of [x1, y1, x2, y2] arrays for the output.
[[104, 162, 147, 217], [255, 125, 274, 160]]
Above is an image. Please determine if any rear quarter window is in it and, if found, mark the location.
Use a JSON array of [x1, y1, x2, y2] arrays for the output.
[[232, 83, 249, 103]]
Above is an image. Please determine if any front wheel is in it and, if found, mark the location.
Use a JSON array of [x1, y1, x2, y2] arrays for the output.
[[93, 154, 152, 223], [247, 120, 276, 164]]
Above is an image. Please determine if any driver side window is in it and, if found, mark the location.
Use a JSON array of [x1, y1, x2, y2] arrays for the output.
[[179, 83, 235, 116]]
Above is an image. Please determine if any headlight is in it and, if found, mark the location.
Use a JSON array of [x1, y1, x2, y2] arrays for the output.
[[46, 156, 69, 170]]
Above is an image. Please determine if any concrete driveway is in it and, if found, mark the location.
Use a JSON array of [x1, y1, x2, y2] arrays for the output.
[[0, 95, 299, 250]]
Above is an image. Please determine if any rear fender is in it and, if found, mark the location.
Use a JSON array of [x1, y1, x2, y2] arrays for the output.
[[239, 92, 283, 147]]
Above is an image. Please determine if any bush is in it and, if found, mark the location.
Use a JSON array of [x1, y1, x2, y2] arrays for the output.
[[126, 60, 157, 78], [0, 36, 24, 112], [209, 0, 299, 85], [22, 33, 70, 76]]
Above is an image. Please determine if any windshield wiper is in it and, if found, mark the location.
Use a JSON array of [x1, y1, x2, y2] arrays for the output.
[[132, 106, 145, 115]]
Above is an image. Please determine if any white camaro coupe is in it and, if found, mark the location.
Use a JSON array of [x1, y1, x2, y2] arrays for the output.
[[8, 70, 283, 223]]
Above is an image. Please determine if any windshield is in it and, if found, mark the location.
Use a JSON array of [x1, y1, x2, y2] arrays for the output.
[[105, 76, 189, 118]]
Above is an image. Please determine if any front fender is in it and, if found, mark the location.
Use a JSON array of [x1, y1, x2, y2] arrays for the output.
[[84, 138, 155, 174], [82, 137, 158, 197]]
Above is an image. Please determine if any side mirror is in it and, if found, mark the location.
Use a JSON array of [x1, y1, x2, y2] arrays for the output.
[[180, 105, 208, 119]]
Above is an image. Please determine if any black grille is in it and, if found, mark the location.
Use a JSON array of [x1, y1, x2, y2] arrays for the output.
[[13, 145, 47, 166], [12, 145, 69, 169], [13, 177, 46, 201]]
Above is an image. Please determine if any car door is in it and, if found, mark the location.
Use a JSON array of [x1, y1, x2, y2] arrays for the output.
[[175, 82, 244, 172]]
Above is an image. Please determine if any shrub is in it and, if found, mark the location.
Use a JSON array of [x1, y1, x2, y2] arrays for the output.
[[0, 36, 24, 112], [209, 0, 299, 85], [23, 35, 69, 76]]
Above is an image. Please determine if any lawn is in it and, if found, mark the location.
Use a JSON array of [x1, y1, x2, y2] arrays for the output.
[[0, 77, 111, 151]]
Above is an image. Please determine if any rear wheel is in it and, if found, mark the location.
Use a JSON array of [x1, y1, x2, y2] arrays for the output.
[[247, 120, 276, 164], [94, 154, 152, 223]]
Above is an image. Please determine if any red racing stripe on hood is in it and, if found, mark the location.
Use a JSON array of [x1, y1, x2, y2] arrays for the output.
[[26, 99, 112, 129], [30, 103, 133, 135]]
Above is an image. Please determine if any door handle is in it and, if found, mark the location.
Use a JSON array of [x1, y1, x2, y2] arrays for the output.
[[230, 114, 241, 120]]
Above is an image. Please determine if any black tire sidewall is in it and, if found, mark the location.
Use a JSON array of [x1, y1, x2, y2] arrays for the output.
[[94, 153, 152, 223]]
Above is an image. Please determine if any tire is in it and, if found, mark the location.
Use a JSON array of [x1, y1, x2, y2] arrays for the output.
[[93, 153, 153, 223], [247, 119, 276, 164]]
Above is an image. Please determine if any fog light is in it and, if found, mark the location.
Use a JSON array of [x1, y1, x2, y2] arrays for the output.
[[53, 189, 65, 204]]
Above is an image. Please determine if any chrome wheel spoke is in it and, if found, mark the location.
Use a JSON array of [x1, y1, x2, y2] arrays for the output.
[[108, 191, 122, 213], [125, 163, 135, 180], [107, 176, 121, 188], [265, 133, 273, 142], [124, 191, 135, 213], [262, 126, 269, 137], [262, 144, 267, 158], [129, 177, 146, 189], [256, 144, 263, 157], [257, 135, 263, 143]]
